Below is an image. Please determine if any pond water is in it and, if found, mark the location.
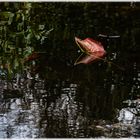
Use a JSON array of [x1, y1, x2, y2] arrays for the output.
[[0, 2, 140, 138]]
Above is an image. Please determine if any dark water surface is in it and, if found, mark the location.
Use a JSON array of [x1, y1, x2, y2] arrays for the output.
[[0, 2, 140, 138]]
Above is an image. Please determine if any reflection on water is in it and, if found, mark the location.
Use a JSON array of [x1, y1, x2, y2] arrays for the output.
[[0, 99, 40, 138], [0, 77, 89, 138], [0, 64, 139, 138], [0, 2, 140, 138]]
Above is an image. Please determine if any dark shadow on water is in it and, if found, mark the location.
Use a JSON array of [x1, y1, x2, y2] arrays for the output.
[[0, 2, 140, 138]]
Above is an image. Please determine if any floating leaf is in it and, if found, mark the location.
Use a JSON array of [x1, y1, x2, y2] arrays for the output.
[[74, 37, 125, 71], [74, 37, 106, 65]]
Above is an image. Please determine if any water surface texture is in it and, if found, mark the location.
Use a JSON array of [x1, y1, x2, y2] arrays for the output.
[[0, 2, 140, 138]]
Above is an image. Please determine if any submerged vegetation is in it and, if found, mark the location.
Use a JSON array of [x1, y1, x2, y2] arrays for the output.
[[0, 3, 53, 78]]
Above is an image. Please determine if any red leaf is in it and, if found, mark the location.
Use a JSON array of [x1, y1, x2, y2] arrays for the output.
[[74, 37, 106, 65], [24, 52, 40, 62]]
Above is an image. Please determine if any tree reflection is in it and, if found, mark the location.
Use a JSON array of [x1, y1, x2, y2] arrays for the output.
[[0, 2, 140, 138]]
